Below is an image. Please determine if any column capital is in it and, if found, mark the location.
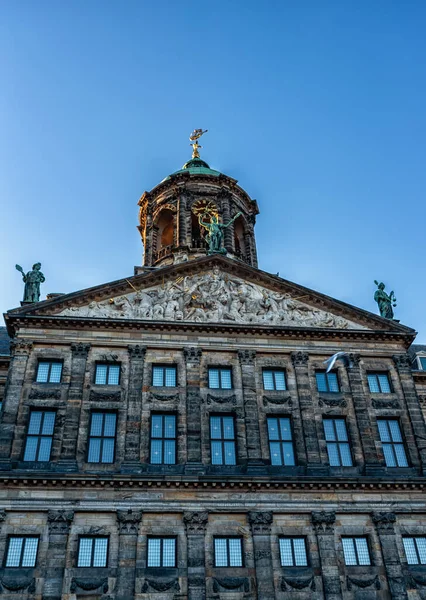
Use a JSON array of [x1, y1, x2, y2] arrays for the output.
[[10, 339, 33, 356], [291, 351, 309, 367], [47, 509, 74, 534], [392, 354, 411, 372], [71, 342, 91, 358], [0, 510, 6, 524], [183, 347, 202, 365], [116, 509, 143, 534], [238, 349, 256, 365], [128, 344, 146, 359], [312, 510, 336, 534], [372, 511, 396, 533], [347, 353, 361, 368], [183, 511, 208, 534], [248, 511, 273, 534]]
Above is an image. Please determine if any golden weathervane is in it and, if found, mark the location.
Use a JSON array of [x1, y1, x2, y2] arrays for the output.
[[189, 128, 208, 159]]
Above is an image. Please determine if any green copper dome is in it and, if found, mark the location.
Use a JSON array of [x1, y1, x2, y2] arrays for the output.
[[162, 157, 221, 181]]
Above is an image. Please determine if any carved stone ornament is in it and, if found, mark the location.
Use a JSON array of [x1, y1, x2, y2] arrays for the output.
[[263, 395, 292, 407], [10, 339, 33, 356], [248, 511, 273, 534], [71, 342, 90, 358], [128, 344, 146, 359], [281, 575, 315, 591], [318, 396, 347, 408], [116, 509, 142, 534], [0, 576, 36, 593], [206, 393, 237, 406], [183, 511, 209, 534], [183, 347, 202, 364], [311, 511, 336, 533], [372, 511, 396, 532], [89, 389, 121, 402], [255, 549, 272, 560], [213, 577, 249, 593], [70, 577, 108, 593], [47, 509, 74, 534], [291, 351, 309, 367], [371, 398, 400, 409], [406, 571, 426, 588], [347, 574, 380, 590], [238, 349, 256, 365], [393, 354, 412, 371], [58, 268, 363, 329], [29, 388, 62, 400], [0, 511, 6, 523], [149, 392, 179, 403], [141, 578, 180, 593], [348, 353, 361, 367]]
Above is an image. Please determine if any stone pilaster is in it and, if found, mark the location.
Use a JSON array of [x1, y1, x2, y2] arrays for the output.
[[44, 510, 74, 600], [184, 347, 203, 473], [0, 339, 33, 468], [372, 512, 407, 599], [345, 354, 382, 474], [291, 352, 323, 473], [393, 354, 426, 473], [238, 350, 263, 472], [58, 343, 90, 471], [177, 193, 187, 247], [116, 509, 143, 600], [122, 345, 146, 472], [220, 190, 233, 252], [183, 511, 208, 600], [248, 511, 275, 600], [312, 511, 342, 600]]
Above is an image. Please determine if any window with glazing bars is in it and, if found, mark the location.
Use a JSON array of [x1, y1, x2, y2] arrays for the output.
[[210, 415, 236, 465], [403, 537, 426, 565], [152, 365, 177, 387], [36, 361, 62, 383], [263, 369, 286, 391], [208, 367, 232, 389], [316, 371, 340, 393], [367, 373, 391, 393], [377, 419, 408, 467], [420, 357, 426, 370], [150, 414, 176, 464], [214, 537, 243, 567], [342, 537, 371, 565], [323, 418, 353, 467], [147, 537, 176, 567], [279, 538, 308, 566], [87, 413, 116, 463], [5, 537, 39, 567], [95, 363, 120, 385], [23, 411, 56, 462], [267, 417, 295, 466], [77, 537, 109, 567]]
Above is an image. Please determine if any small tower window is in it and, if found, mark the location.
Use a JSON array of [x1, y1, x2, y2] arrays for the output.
[[155, 209, 174, 251]]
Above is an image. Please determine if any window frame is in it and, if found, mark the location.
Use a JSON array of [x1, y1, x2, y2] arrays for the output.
[[323, 417, 353, 467], [94, 362, 121, 386], [35, 360, 63, 384], [341, 536, 372, 566], [77, 536, 109, 568], [151, 364, 177, 387], [367, 372, 392, 393], [377, 418, 409, 468], [23, 409, 56, 462], [213, 536, 244, 568], [315, 370, 340, 393], [403, 536, 426, 565], [87, 411, 117, 464], [4, 536, 40, 568], [262, 368, 287, 391], [279, 536, 309, 567], [209, 414, 237, 466], [149, 412, 177, 465], [266, 415, 296, 466], [147, 536, 177, 568], [208, 366, 233, 390]]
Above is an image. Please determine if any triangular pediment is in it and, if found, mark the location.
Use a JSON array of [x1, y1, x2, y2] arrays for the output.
[[7, 256, 414, 336]]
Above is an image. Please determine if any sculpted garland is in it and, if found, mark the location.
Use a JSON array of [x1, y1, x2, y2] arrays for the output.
[[59, 268, 359, 328]]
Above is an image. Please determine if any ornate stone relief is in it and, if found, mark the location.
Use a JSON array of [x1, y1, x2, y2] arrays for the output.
[[281, 575, 315, 591], [213, 577, 250, 593], [29, 388, 61, 400], [183, 511, 209, 534], [47, 509, 74, 534], [311, 511, 336, 533], [89, 390, 121, 402], [206, 393, 237, 406], [372, 511, 396, 532], [70, 577, 108, 593], [248, 511, 273, 534], [0, 576, 36, 593], [141, 578, 180, 593], [371, 398, 400, 409], [319, 396, 347, 408], [148, 392, 180, 403], [346, 574, 380, 590], [116, 509, 142, 534], [263, 395, 292, 407], [58, 268, 363, 329]]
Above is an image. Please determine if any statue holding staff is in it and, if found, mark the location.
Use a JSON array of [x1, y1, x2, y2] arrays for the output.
[[15, 263, 45, 303]]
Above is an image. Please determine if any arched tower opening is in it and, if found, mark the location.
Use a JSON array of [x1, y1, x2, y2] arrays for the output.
[[234, 215, 247, 262], [154, 209, 175, 257]]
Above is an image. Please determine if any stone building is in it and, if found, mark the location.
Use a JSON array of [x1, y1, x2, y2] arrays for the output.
[[1, 148, 426, 600]]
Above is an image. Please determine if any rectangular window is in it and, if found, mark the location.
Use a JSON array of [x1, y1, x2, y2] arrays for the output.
[[367, 373, 391, 393], [23, 411, 56, 462], [36, 361, 62, 383], [323, 418, 353, 467], [420, 357, 426, 370], [263, 369, 286, 391], [95, 363, 120, 385], [267, 417, 295, 466], [403, 537, 426, 565], [377, 419, 408, 467], [208, 367, 232, 390], [150, 414, 176, 464], [5, 537, 39, 567], [214, 537, 243, 567], [210, 415, 236, 465], [77, 537, 109, 567], [342, 537, 371, 565], [279, 537, 308, 566], [147, 537, 176, 567], [152, 365, 177, 387], [87, 412, 117, 463], [316, 371, 340, 393]]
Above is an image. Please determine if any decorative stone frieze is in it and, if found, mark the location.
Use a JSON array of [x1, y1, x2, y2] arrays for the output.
[[70, 342, 90, 357], [116, 509, 142, 534], [371, 398, 400, 409], [248, 511, 273, 534], [393, 354, 412, 371], [262, 394, 292, 407], [47, 509, 74, 534], [70, 577, 109, 593], [206, 393, 237, 405], [183, 511, 208, 534], [291, 351, 309, 366], [142, 578, 180, 593], [9, 339, 33, 355], [238, 349, 256, 365], [312, 511, 336, 534], [281, 575, 316, 591], [29, 388, 61, 400], [89, 389, 121, 402], [319, 396, 347, 408], [128, 344, 146, 358], [0, 576, 36, 593], [372, 511, 396, 533], [183, 347, 202, 364]]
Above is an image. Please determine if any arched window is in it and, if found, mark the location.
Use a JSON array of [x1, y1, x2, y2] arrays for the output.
[[191, 212, 207, 249], [234, 215, 247, 260], [155, 209, 174, 251]]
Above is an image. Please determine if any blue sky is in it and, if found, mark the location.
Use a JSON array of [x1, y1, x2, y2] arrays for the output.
[[1, 1, 426, 339]]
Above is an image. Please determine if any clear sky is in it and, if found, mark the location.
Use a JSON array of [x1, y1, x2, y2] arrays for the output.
[[1, 1, 426, 340]]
